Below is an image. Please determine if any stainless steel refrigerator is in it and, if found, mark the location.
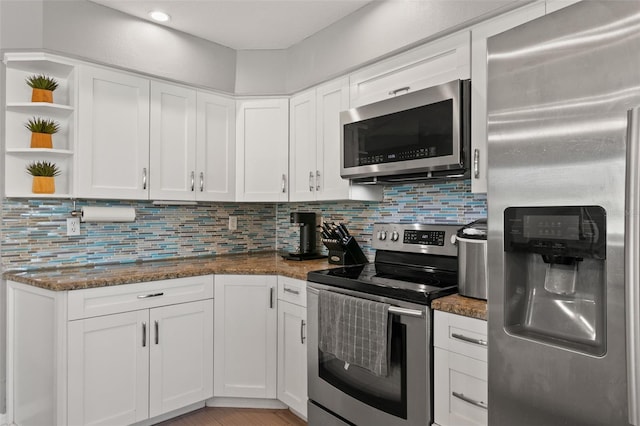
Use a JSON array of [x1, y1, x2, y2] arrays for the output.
[[487, 2, 640, 425]]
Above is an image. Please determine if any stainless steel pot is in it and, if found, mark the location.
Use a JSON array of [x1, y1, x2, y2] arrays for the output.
[[456, 219, 487, 300]]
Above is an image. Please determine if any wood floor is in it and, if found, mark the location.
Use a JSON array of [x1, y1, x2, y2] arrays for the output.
[[156, 407, 308, 426]]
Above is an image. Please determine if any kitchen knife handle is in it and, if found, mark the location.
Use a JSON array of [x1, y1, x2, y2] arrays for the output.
[[451, 332, 487, 347], [309, 171, 314, 192], [452, 392, 487, 410], [191, 171, 195, 192], [142, 322, 147, 347], [473, 149, 480, 179], [155, 320, 159, 345], [300, 319, 306, 344], [200, 172, 204, 192], [316, 170, 321, 191], [142, 168, 147, 190]]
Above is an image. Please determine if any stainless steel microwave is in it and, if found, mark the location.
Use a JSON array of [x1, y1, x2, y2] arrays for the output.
[[340, 79, 470, 183]]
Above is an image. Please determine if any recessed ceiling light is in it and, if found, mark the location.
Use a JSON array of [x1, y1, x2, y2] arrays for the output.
[[149, 10, 170, 22]]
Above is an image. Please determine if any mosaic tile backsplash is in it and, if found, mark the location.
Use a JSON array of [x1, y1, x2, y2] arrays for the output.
[[1, 180, 486, 270]]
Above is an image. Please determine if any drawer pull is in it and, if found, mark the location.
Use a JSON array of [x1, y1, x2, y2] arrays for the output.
[[452, 391, 488, 410], [155, 320, 159, 345], [137, 292, 165, 299], [388, 86, 410, 96], [451, 332, 487, 347], [284, 287, 300, 295]]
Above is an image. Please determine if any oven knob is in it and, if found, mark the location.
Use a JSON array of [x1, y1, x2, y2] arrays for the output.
[[379, 231, 387, 240], [391, 231, 399, 241]]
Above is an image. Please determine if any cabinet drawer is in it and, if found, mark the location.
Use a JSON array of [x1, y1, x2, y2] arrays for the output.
[[349, 31, 470, 108], [68, 275, 214, 320], [278, 276, 307, 307], [434, 348, 488, 426], [434, 310, 487, 362]]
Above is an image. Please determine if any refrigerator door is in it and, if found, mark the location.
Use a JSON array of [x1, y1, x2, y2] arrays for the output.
[[625, 106, 640, 426], [487, 2, 640, 425]]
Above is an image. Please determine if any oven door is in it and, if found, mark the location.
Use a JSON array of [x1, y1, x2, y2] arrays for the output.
[[307, 282, 431, 426]]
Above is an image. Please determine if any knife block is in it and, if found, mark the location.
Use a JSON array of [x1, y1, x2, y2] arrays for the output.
[[322, 237, 368, 265]]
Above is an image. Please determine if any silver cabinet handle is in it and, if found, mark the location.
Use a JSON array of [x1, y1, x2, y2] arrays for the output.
[[309, 171, 314, 192], [190, 171, 195, 192], [281, 174, 287, 193], [473, 148, 480, 179], [300, 319, 306, 344], [155, 320, 159, 345], [270, 287, 275, 309], [137, 292, 164, 299], [388, 86, 410, 96], [316, 170, 321, 191], [199, 172, 204, 192], [452, 392, 487, 410], [142, 322, 147, 347], [142, 168, 147, 190], [452, 332, 488, 347], [284, 287, 300, 295]]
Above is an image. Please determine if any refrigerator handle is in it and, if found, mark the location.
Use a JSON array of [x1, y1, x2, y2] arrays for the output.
[[625, 106, 640, 426]]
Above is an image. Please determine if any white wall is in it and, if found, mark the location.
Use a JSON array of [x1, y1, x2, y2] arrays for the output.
[[0, 0, 44, 50], [235, 49, 288, 95]]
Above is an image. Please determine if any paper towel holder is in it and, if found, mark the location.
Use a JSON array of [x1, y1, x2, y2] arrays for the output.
[[70, 200, 80, 217]]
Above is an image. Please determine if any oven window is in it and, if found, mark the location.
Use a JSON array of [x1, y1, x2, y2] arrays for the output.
[[318, 318, 407, 419], [343, 99, 453, 168]]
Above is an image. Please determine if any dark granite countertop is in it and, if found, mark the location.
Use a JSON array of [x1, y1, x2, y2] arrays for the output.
[[2, 252, 332, 291]]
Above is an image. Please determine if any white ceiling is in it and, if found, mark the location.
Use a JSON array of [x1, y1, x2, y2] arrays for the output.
[[89, 0, 373, 50]]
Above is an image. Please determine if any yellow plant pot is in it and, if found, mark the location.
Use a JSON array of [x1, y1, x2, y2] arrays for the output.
[[32, 176, 55, 194], [30, 132, 53, 149], [31, 88, 53, 103]]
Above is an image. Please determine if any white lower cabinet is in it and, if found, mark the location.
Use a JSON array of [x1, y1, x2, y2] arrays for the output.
[[213, 275, 278, 398], [434, 310, 488, 426], [7, 276, 214, 426], [277, 277, 307, 418]]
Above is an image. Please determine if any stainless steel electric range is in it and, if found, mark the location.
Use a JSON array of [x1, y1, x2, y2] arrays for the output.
[[306, 222, 460, 426]]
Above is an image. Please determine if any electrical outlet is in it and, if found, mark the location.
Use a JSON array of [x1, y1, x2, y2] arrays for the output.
[[228, 215, 238, 231], [66, 217, 80, 236]]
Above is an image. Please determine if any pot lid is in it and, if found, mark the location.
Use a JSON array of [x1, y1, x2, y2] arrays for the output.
[[457, 219, 487, 240]]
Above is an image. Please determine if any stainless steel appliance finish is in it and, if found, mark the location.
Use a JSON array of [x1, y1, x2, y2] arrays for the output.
[[340, 79, 470, 183], [456, 219, 487, 300], [487, 2, 640, 425], [307, 223, 460, 426]]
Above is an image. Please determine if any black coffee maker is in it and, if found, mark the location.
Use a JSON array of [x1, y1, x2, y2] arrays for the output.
[[284, 212, 326, 261]]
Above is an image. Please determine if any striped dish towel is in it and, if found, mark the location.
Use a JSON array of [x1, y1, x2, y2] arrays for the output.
[[318, 290, 391, 376]]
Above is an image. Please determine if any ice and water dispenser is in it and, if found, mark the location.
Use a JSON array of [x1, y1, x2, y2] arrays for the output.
[[503, 206, 606, 356]]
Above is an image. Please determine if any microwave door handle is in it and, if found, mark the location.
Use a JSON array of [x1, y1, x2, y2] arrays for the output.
[[625, 106, 640, 426]]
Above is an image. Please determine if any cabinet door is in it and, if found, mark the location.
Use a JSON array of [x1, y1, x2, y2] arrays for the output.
[[68, 310, 149, 426], [470, 3, 545, 193], [277, 301, 307, 417], [196, 91, 236, 201], [214, 275, 277, 398], [349, 31, 470, 108], [149, 299, 214, 417], [236, 99, 289, 202], [289, 89, 317, 202], [77, 65, 150, 199], [315, 77, 351, 201], [149, 81, 197, 201]]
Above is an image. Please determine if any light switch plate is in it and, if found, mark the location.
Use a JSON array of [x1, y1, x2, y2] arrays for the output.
[[67, 217, 80, 236]]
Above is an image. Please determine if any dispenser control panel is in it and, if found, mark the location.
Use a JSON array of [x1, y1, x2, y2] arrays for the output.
[[504, 206, 606, 259]]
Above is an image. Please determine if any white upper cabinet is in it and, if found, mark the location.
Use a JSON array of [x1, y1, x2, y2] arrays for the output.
[[236, 98, 289, 202], [149, 81, 197, 201], [469, 2, 545, 193], [77, 65, 150, 199], [349, 31, 471, 108], [196, 91, 236, 201], [289, 78, 382, 202]]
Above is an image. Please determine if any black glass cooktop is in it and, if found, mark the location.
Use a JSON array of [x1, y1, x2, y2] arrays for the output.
[[307, 260, 458, 305]]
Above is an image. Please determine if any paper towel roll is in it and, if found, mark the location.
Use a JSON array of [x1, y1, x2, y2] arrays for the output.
[[81, 206, 136, 222]]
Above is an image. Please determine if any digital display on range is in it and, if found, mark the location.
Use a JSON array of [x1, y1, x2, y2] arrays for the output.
[[404, 230, 446, 246], [523, 215, 580, 240]]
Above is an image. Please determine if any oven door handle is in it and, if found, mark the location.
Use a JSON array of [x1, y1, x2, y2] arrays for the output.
[[308, 287, 424, 318]]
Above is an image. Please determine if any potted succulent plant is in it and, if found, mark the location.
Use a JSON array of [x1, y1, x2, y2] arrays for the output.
[[24, 117, 60, 149], [26, 74, 59, 103], [26, 160, 61, 194]]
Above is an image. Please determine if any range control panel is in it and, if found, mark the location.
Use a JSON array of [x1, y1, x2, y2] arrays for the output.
[[372, 223, 461, 256]]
